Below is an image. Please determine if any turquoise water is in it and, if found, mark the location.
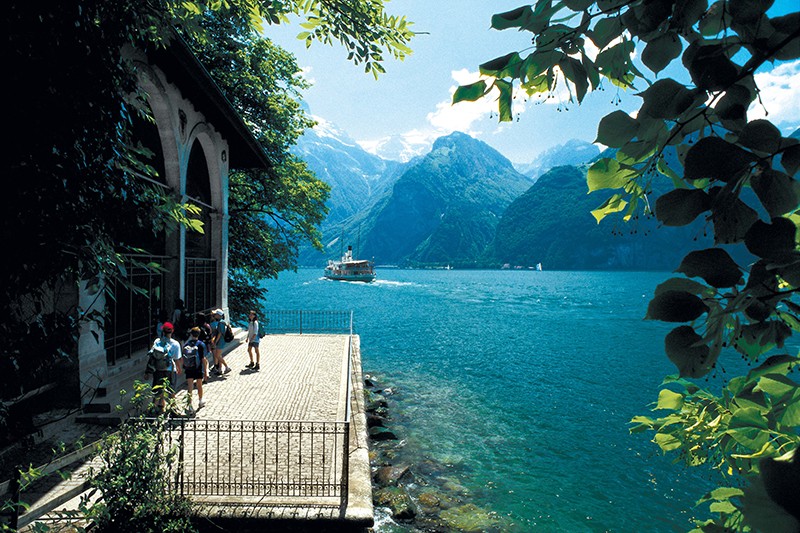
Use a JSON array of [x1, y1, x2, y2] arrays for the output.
[[262, 269, 720, 532]]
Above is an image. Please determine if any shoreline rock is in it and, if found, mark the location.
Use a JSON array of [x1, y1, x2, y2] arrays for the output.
[[364, 373, 508, 532]]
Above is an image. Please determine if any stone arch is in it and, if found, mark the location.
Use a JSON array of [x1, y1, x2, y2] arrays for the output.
[[134, 60, 181, 191]]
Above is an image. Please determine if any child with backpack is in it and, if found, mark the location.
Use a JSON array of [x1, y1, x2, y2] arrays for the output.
[[182, 327, 208, 413]]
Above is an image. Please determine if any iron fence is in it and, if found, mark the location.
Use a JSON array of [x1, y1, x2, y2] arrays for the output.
[[161, 419, 349, 500], [262, 310, 354, 335]]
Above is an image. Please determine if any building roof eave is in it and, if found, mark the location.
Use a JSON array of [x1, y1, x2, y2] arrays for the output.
[[148, 29, 273, 171]]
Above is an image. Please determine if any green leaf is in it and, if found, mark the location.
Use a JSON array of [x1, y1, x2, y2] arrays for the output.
[[656, 389, 685, 410], [655, 189, 711, 226], [480, 52, 522, 79], [587, 158, 636, 192], [730, 406, 769, 429], [754, 374, 798, 397], [781, 143, 800, 177], [704, 487, 746, 502], [699, 1, 726, 36], [642, 32, 683, 75], [685, 137, 756, 182], [745, 355, 800, 383], [654, 432, 683, 451], [595, 110, 639, 148], [744, 218, 798, 260], [777, 389, 800, 426], [751, 170, 800, 218], [657, 157, 685, 188], [647, 291, 709, 322], [495, 79, 513, 122], [715, 83, 754, 131], [559, 56, 589, 103], [686, 43, 739, 91], [712, 196, 760, 245], [590, 193, 628, 223], [589, 16, 624, 50], [709, 500, 738, 514], [739, 119, 783, 154], [735, 321, 793, 358], [676, 248, 743, 288], [729, 0, 773, 24], [490, 6, 533, 30], [453, 81, 488, 104], [655, 277, 712, 297], [664, 325, 713, 378], [638, 78, 695, 119]]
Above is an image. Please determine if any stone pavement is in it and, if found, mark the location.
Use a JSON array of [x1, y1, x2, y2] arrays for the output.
[[17, 332, 373, 531], [178, 334, 350, 422]]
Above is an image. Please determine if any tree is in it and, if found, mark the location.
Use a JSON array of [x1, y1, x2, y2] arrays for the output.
[[3, 0, 412, 425], [457, 1, 800, 530]]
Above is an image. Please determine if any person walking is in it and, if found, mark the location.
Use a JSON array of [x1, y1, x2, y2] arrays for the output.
[[246, 310, 261, 371], [144, 321, 182, 413], [194, 312, 214, 382], [181, 327, 207, 413], [209, 308, 231, 375]]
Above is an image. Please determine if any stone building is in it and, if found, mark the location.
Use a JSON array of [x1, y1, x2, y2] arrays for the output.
[[78, 33, 270, 416]]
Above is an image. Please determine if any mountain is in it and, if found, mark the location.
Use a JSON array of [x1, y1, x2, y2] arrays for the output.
[[514, 139, 600, 180], [484, 164, 754, 270], [294, 117, 403, 227], [357, 133, 430, 163], [345, 131, 534, 266]]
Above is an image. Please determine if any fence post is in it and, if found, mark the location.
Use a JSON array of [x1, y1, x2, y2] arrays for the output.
[[177, 420, 185, 496], [299, 310, 303, 335]]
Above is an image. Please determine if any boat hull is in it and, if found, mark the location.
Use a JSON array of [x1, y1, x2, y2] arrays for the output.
[[324, 273, 376, 282]]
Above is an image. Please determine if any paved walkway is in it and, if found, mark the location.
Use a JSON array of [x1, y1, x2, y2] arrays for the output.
[[184, 334, 350, 422], [16, 332, 373, 531]]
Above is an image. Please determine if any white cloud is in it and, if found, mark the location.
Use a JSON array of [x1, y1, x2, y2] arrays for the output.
[[749, 60, 800, 130], [298, 65, 315, 85], [357, 66, 575, 161]]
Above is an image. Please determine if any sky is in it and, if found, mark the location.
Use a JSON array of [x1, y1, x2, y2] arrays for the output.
[[266, 1, 800, 164]]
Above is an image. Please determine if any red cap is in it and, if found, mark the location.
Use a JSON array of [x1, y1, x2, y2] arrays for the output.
[[161, 322, 174, 332]]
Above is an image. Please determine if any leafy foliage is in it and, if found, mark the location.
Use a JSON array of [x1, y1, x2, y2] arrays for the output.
[[464, 0, 800, 528], [85, 383, 195, 532]]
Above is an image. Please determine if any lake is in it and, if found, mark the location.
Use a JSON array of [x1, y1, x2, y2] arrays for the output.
[[261, 269, 720, 532]]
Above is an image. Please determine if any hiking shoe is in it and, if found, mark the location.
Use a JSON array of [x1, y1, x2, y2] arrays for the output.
[[246, 362, 254, 368], [223, 367, 231, 374], [186, 406, 195, 416], [254, 363, 260, 371], [198, 399, 205, 408]]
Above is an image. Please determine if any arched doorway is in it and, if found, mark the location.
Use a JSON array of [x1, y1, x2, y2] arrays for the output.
[[184, 138, 217, 318]]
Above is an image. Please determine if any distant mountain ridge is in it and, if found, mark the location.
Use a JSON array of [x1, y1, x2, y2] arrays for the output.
[[514, 138, 600, 180], [294, 118, 402, 227], [295, 122, 753, 270]]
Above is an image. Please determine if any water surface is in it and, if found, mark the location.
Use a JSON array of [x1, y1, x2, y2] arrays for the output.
[[262, 269, 720, 531]]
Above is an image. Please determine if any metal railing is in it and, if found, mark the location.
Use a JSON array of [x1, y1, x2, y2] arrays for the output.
[[163, 419, 349, 500], [261, 310, 354, 335]]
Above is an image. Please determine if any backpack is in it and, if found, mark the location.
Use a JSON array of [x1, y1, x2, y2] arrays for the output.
[[224, 322, 234, 343], [199, 323, 212, 344], [182, 340, 201, 369], [146, 340, 171, 373]]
